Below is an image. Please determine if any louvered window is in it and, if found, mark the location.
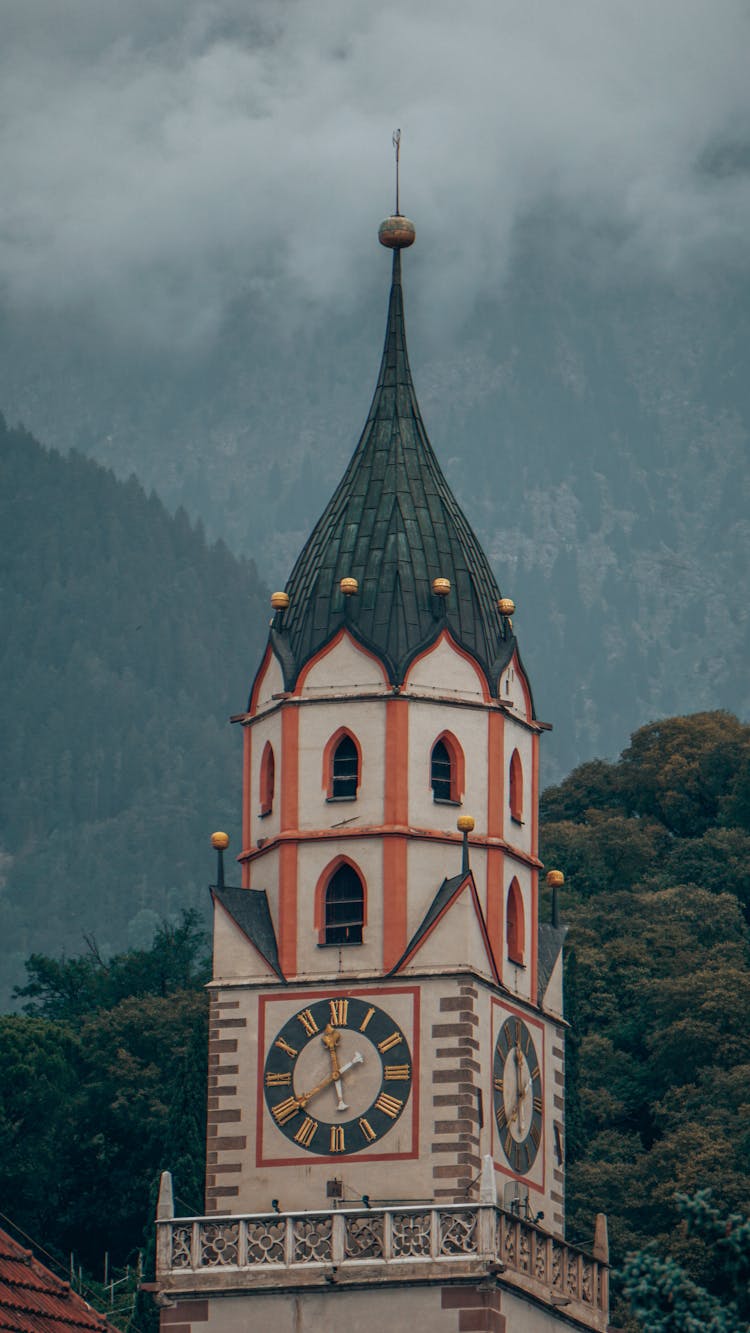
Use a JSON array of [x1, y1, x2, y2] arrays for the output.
[[431, 739, 453, 802], [324, 865, 364, 945], [332, 734, 359, 798]]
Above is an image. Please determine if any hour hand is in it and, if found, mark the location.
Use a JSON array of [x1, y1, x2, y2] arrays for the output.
[[334, 1051, 364, 1113]]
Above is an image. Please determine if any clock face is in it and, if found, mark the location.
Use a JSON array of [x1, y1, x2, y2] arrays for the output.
[[493, 1015, 543, 1175], [263, 995, 413, 1157]]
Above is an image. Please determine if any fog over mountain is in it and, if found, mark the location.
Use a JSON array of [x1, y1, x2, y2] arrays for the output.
[[1, 0, 749, 780]]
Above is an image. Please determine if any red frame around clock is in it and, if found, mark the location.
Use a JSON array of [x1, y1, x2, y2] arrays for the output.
[[490, 996, 546, 1190], [256, 985, 421, 1168]]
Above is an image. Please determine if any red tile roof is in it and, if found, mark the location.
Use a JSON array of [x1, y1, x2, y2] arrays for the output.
[[0, 1228, 118, 1333]]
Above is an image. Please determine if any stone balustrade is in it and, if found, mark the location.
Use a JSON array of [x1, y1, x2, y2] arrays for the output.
[[156, 1203, 608, 1328]]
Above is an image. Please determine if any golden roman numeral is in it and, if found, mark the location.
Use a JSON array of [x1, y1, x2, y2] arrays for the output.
[[359, 1117, 377, 1143], [533, 1096, 543, 1114], [375, 1092, 403, 1118], [275, 1037, 297, 1058], [329, 1125, 345, 1153], [272, 1096, 299, 1125], [530, 1120, 541, 1148], [496, 1104, 507, 1129], [359, 1007, 375, 1032], [298, 1009, 319, 1037], [494, 1078, 504, 1093], [329, 998, 349, 1026], [377, 1030, 402, 1054], [293, 1116, 318, 1147], [514, 1018, 521, 1044], [504, 1130, 513, 1157], [265, 1071, 292, 1086], [384, 1064, 410, 1081], [531, 1066, 540, 1082]]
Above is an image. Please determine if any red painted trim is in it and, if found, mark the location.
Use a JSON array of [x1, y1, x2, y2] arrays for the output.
[[248, 643, 273, 717], [385, 697, 408, 825], [506, 877, 525, 966], [487, 710, 504, 839], [294, 627, 390, 694], [313, 854, 368, 945], [322, 725, 362, 799], [531, 731, 540, 1001], [509, 748, 523, 824], [280, 706, 299, 832], [431, 729, 466, 803], [259, 740, 275, 816], [382, 836, 408, 971], [490, 997, 546, 1191], [403, 628, 491, 703], [240, 825, 543, 871], [242, 728, 252, 888], [256, 985, 420, 1168], [392, 872, 499, 983], [486, 846, 504, 962], [278, 842, 297, 977]]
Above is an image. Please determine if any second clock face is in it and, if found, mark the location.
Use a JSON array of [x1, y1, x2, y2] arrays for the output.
[[263, 996, 413, 1157], [493, 1014, 543, 1175]]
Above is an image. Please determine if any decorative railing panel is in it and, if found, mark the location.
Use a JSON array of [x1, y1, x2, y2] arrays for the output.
[[159, 1204, 607, 1319]]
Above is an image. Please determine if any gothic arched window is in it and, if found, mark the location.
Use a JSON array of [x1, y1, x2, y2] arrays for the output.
[[506, 878, 525, 965], [326, 731, 360, 799], [431, 732, 464, 804], [324, 863, 365, 945], [259, 741, 275, 816], [509, 749, 523, 824]]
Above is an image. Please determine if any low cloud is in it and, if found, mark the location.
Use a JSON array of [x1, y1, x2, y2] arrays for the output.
[[1, 0, 749, 346]]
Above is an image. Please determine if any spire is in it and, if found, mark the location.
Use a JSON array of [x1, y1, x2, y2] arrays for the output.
[[267, 202, 519, 699]]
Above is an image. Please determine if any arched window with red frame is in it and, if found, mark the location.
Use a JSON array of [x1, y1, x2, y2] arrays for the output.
[[324, 729, 361, 800], [430, 732, 465, 804], [509, 748, 523, 824], [506, 878, 525, 965], [323, 863, 365, 945], [259, 741, 275, 816]]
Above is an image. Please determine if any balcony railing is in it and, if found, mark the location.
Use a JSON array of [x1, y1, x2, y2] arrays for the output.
[[156, 1203, 607, 1325]]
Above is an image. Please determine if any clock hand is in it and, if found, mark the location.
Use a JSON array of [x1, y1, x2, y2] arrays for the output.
[[322, 1023, 342, 1078], [333, 1050, 364, 1112]]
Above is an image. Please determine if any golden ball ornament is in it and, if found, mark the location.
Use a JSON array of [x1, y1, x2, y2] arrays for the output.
[[546, 869, 565, 888], [211, 831, 230, 851], [378, 215, 416, 249], [432, 577, 451, 597], [498, 598, 516, 617], [270, 591, 290, 611], [457, 815, 475, 833], [340, 577, 359, 596]]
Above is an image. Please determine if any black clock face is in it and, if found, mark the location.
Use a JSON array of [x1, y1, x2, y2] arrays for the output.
[[263, 996, 413, 1156], [493, 1015, 543, 1174]]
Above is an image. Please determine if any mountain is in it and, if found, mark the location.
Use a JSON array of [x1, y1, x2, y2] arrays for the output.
[[0, 417, 267, 1004], [0, 214, 747, 783]]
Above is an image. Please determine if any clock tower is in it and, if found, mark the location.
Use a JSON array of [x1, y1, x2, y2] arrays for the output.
[[154, 205, 610, 1333]]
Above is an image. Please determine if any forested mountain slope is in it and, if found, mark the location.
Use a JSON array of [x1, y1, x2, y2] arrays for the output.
[[1, 220, 748, 781], [0, 418, 266, 1003]]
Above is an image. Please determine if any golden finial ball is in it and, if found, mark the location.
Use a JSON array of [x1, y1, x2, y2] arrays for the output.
[[270, 591, 290, 611], [457, 815, 475, 833], [432, 577, 451, 597], [211, 831, 230, 851], [498, 598, 516, 617], [378, 215, 416, 249], [546, 870, 565, 888], [340, 577, 359, 596]]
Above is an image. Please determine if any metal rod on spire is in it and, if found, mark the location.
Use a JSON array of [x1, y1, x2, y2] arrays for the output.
[[392, 128, 401, 216]]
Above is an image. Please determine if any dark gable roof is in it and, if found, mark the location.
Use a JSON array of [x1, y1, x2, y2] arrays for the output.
[[0, 1227, 117, 1333], [212, 885, 285, 981], [268, 249, 516, 695], [537, 922, 567, 1006]]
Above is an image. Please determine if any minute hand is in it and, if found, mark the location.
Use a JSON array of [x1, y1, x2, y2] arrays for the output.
[[333, 1050, 364, 1112]]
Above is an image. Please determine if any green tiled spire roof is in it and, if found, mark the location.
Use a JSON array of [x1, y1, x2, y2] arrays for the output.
[[270, 246, 515, 695]]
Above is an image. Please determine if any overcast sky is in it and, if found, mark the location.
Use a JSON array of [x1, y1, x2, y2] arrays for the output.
[[1, 0, 749, 347]]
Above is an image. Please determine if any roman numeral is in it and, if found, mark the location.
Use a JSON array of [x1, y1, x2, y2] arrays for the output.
[[531, 1066, 540, 1083], [513, 1143, 522, 1172], [525, 1033, 532, 1055], [265, 1071, 292, 1086], [504, 1130, 513, 1157], [272, 1096, 300, 1126], [359, 1117, 377, 1143], [384, 1064, 410, 1081], [377, 1031, 402, 1054], [494, 1078, 504, 1093], [375, 1092, 403, 1118], [514, 1018, 521, 1045], [496, 1104, 507, 1129], [530, 1120, 541, 1148], [533, 1096, 543, 1114], [359, 1006, 376, 1032], [293, 1116, 318, 1147], [329, 1125, 345, 1153], [329, 998, 349, 1026], [297, 1009, 319, 1037], [275, 1038, 297, 1058]]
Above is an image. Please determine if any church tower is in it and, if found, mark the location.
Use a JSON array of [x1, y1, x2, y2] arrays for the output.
[[154, 197, 609, 1333]]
